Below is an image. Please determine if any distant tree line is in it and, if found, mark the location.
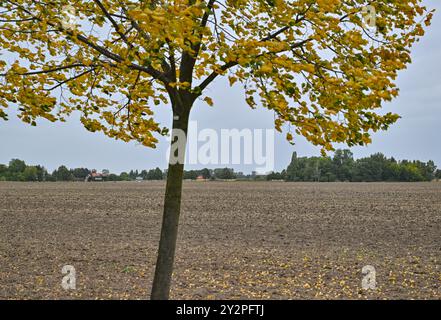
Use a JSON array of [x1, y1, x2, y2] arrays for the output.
[[0, 159, 95, 181], [0, 159, 246, 182], [0, 159, 167, 182], [1, 151, 440, 182], [0, 159, 48, 182], [0, 160, 257, 182], [284, 150, 441, 182]]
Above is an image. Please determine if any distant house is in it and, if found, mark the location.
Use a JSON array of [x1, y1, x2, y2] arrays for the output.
[[85, 169, 109, 182], [196, 175, 206, 181], [135, 176, 144, 182]]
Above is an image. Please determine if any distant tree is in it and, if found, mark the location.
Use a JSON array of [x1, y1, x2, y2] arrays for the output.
[[5, 159, 26, 180], [146, 169, 153, 180], [129, 170, 139, 180], [286, 152, 300, 181], [108, 173, 120, 181], [35, 165, 48, 181], [119, 172, 130, 181], [183, 170, 198, 180], [45, 173, 56, 182], [8, 159, 26, 173], [385, 161, 401, 181], [399, 162, 425, 182], [352, 153, 386, 182], [266, 172, 275, 181], [23, 166, 39, 181], [71, 168, 90, 180], [266, 171, 284, 181], [145, 168, 163, 180], [436, 170, 441, 180], [214, 168, 236, 180], [0, 164, 7, 178], [140, 170, 148, 180], [317, 157, 335, 182], [200, 168, 211, 180], [280, 170, 287, 181], [286, 154, 320, 182], [332, 150, 354, 181], [153, 168, 164, 180], [304, 157, 322, 181], [53, 166, 73, 181], [418, 160, 437, 181]]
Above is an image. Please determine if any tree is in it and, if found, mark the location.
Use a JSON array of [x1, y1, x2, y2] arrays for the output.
[[129, 170, 139, 180], [72, 168, 91, 180], [153, 167, 164, 180], [0, 164, 7, 178], [35, 165, 48, 181], [184, 169, 198, 180], [333, 149, 354, 182], [146, 167, 164, 180], [352, 153, 388, 182], [266, 171, 284, 181], [53, 165, 73, 181], [419, 160, 436, 181], [119, 172, 130, 181], [0, 1, 432, 299], [399, 162, 425, 182], [214, 168, 236, 180], [286, 152, 300, 181], [8, 159, 26, 174], [23, 166, 39, 181], [200, 168, 211, 180], [108, 173, 120, 181], [317, 157, 335, 182], [7, 159, 26, 181]]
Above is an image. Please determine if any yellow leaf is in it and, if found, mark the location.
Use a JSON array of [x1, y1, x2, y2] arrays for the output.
[[204, 97, 214, 106], [229, 76, 238, 86]]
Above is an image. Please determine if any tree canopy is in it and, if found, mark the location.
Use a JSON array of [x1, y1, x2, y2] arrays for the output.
[[0, 0, 433, 151]]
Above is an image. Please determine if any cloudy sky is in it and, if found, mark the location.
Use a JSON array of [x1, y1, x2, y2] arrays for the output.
[[0, 1, 440, 174]]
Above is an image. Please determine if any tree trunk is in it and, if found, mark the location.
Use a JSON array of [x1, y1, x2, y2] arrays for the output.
[[151, 108, 190, 300]]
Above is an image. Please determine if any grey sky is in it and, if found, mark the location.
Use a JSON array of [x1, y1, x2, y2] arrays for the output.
[[0, 1, 440, 174]]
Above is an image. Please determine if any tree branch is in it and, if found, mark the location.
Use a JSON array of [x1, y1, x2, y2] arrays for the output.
[[197, 39, 312, 92]]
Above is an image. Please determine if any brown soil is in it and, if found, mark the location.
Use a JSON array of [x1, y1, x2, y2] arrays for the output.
[[0, 181, 440, 299]]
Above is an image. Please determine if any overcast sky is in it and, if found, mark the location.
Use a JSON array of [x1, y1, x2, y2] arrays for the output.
[[0, 1, 440, 174]]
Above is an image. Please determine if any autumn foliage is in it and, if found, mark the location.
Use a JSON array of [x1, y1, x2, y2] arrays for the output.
[[0, 0, 433, 151]]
